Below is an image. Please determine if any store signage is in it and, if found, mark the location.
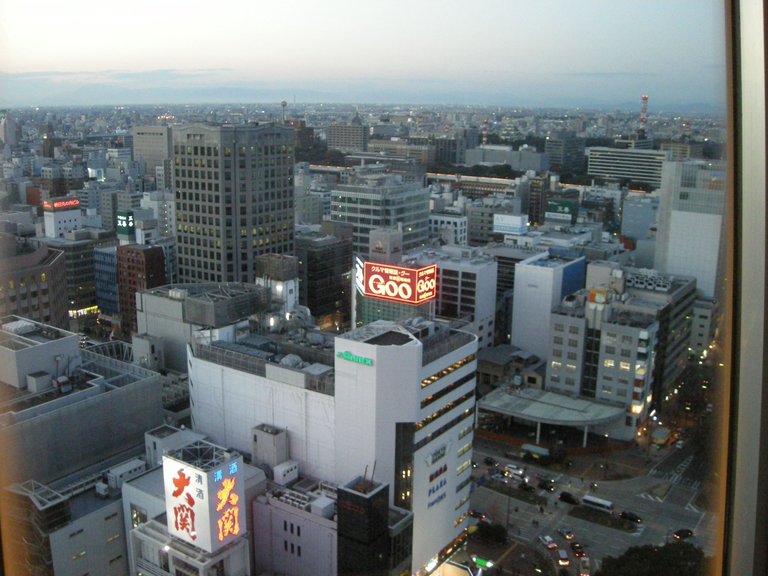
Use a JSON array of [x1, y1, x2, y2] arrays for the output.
[[163, 451, 245, 554], [42, 198, 80, 211], [116, 210, 135, 233], [362, 262, 438, 305], [336, 351, 373, 366]]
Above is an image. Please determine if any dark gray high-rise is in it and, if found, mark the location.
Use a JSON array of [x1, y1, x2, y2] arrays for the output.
[[173, 123, 295, 283]]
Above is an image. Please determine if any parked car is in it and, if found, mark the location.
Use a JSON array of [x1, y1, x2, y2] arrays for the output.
[[539, 535, 558, 550], [673, 528, 694, 540], [519, 481, 536, 492], [484, 456, 498, 466], [557, 527, 575, 540], [619, 510, 643, 523], [559, 491, 580, 505]]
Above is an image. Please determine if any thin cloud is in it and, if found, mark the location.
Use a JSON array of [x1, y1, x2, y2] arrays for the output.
[[557, 72, 661, 78]]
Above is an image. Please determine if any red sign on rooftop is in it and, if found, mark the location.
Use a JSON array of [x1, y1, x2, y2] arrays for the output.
[[362, 262, 438, 306]]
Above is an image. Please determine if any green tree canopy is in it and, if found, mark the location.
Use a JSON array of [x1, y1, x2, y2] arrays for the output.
[[595, 542, 708, 576]]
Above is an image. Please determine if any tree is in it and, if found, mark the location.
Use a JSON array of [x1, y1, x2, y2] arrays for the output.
[[595, 542, 707, 576], [475, 522, 508, 545]]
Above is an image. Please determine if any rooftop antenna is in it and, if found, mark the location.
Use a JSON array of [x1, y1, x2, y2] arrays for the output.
[[280, 100, 287, 123]]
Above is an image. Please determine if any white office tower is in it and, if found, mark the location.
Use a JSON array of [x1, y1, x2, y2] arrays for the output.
[[330, 168, 430, 255], [654, 160, 727, 299], [334, 320, 478, 574], [187, 317, 477, 575], [511, 250, 586, 360]]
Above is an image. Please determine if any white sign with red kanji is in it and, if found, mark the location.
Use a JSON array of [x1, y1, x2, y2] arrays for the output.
[[163, 452, 245, 553]]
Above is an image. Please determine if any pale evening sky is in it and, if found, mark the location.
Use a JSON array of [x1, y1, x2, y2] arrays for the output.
[[0, 0, 727, 110]]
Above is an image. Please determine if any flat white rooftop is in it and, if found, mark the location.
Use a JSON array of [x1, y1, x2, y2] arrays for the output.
[[478, 386, 625, 426]]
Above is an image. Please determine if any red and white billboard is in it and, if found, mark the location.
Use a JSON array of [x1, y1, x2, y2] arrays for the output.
[[163, 451, 245, 554], [362, 262, 438, 305]]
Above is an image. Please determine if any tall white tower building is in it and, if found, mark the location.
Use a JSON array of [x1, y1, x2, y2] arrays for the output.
[[511, 250, 586, 360], [654, 160, 727, 299]]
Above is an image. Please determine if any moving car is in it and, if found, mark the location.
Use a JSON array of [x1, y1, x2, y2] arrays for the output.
[[538, 478, 556, 492], [468, 509, 486, 520], [539, 535, 558, 550], [557, 549, 570, 566], [619, 510, 643, 523], [673, 528, 694, 540], [570, 542, 587, 557], [559, 491, 580, 505], [557, 527, 575, 540]]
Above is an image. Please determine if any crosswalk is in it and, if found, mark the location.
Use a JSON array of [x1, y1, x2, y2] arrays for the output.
[[638, 492, 664, 502]]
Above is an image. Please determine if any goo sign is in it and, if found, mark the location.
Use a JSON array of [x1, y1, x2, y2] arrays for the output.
[[363, 262, 438, 305]]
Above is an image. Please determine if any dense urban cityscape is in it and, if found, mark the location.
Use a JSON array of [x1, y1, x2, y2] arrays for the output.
[[0, 98, 728, 576]]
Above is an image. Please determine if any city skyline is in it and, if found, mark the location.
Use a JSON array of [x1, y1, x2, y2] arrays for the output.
[[0, 0, 727, 111]]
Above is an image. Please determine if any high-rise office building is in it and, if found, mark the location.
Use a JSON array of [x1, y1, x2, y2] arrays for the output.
[[173, 123, 295, 284], [545, 131, 586, 173], [295, 228, 353, 330], [94, 245, 119, 319], [117, 244, 166, 336], [511, 249, 586, 360], [41, 229, 118, 332], [587, 147, 671, 189], [326, 113, 368, 152], [545, 289, 660, 441], [0, 236, 68, 328], [621, 193, 659, 243], [526, 173, 551, 225], [331, 170, 430, 255], [132, 125, 173, 189], [653, 160, 727, 300]]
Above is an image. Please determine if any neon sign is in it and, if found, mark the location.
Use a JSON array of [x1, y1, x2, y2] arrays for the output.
[[43, 198, 80, 211], [215, 477, 240, 542], [163, 449, 245, 554], [362, 262, 438, 305]]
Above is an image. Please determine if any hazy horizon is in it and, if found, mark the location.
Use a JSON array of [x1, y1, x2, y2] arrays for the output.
[[0, 1, 727, 112]]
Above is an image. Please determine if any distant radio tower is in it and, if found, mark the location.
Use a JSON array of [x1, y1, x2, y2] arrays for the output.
[[638, 94, 649, 140], [280, 100, 287, 123], [482, 118, 489, 145]]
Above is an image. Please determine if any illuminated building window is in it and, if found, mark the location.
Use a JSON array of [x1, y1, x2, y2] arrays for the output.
[[130, 504, 147, 528], [603, 359, 615, 368], [620, 361, 631, 371]]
